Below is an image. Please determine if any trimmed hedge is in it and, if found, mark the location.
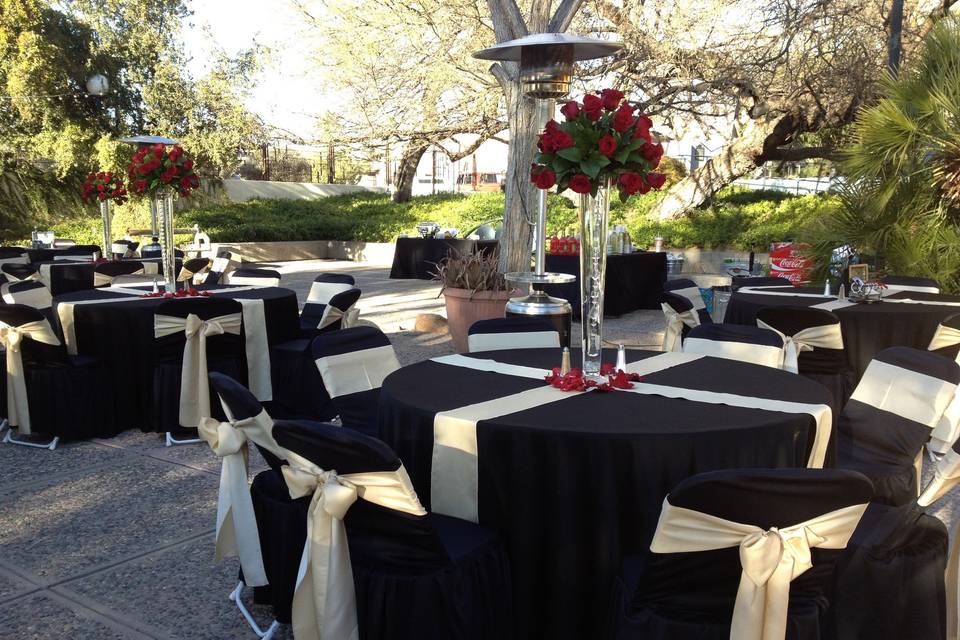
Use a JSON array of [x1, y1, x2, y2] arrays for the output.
[[48, 187, 838, 251]]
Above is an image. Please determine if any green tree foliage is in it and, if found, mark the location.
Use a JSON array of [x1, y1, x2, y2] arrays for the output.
[[806, 18, 960, 292]]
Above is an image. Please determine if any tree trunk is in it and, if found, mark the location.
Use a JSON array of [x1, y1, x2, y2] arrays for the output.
[[888, 0, 905, 74], [393, 143, 428, 203], [327, 143, 336, 183], [650, 114, 796, 219], [498, 74, 539, 272]]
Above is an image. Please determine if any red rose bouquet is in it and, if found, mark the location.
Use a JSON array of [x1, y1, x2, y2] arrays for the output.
[[126, 144, 200, 198], [81, 172, 128, 204], [530, 88, 667, 201]]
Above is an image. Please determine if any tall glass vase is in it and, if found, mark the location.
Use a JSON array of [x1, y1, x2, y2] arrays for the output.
[[99, 200, 112, 260], [578, 178, 611, 379], [154, 189, 177, 292]]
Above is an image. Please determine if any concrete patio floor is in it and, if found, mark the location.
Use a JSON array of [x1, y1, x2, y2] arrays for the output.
[[0, 260, 956, 639]]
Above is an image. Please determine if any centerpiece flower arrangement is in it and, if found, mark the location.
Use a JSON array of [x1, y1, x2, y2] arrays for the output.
[[125, 143, 200, 292], [530, 88, 666, 201], [81, 172, 128, 261], [529, 88, 668, 379]]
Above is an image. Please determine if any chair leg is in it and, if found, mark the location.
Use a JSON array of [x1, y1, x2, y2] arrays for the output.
[[0, 418, 8, 437], [165, 431, 202, 447], [3, 428, 59, 451], [229, 581, 280, 639]]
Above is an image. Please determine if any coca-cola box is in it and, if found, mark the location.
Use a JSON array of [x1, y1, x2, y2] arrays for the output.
[[768, 242, 813, 284]]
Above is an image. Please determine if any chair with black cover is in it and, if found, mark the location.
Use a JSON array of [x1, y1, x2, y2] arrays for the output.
[[1, 281, 54, 325], [880, 275, 940, 294], [0, 247, 27, 260], [300, 273, 361, 334], [110, 239, 135, 259], [756, 306, 852, 408], [731, 276, 792, 291], [153, 297, 246, 446], [1, 262, 41, 283], [928, 312, 960, 365], [178, 257, 211, 284], [200, 372, 308, 639], [659, 292, 700, 352], [837, 347, 960, 505], [0, 304, 111, 449], [123, 241, 140, 258], [272, 418, 513, 640], [663, 278, 712, 324], [311, 326, 401, 437], [205, 250, 237, 286], [227, 268, 281, 288], [610, 468, 874, 640], [682, 323, 785, 369], [56, 244, 101, 260], [467, 316, 560, 352], [93, 260, 146, 287]]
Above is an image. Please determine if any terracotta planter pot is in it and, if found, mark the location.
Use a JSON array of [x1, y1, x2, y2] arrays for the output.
[[443, 287, 514, 352]]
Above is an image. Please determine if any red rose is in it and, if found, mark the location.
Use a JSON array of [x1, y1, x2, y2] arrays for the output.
[[641, 142, 664, 168], [538, 133, 557, 154], [98, 193, 106, 201], [545, 120, 560, 134], [560, 101, 580, 120], [97, 183, 105, 192], [598, 134, 618, 157], [617, 172, 643, 195], [182, 159, 194, 171], [552, 130, 575, 150], [169, 146, 182, 161], [568, 174, 592, 194], [613, 104, 635, 133], [585, 108, 603, 122], [180, 175, 194, 189], [600, 88, 625, 111], [134, 179, 147, 192], [582, 94, 603, 121], [646, 172, 666, 189], [634, 114, 653, 142], [530, 164, 557, 190]]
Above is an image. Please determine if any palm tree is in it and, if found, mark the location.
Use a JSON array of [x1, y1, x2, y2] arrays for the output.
[[808, 17, 960, 292]]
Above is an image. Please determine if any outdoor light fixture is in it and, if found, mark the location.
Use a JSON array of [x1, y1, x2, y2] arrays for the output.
[[86, 74, 109, 96], [473, 33, 621, 346]]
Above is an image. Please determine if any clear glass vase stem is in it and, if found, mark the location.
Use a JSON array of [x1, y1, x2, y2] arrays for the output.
[[578, 179, 610, 378]]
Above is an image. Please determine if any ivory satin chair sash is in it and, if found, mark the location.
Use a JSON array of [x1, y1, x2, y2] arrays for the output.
[[282, 459, 426, 640], [307, 281, 353, 304], [93, 268, 144, 287], [649, 499, 869, 640], [1, 269, 41, 284], [757, 319, 844, 374], [682, 337, 785, 369], [670, 286, 707, 310], [234, 299, 272, 401], [197, 408, 291, 588], [1, 283, 52, 308], [661, 303, 700, 352], [317, 303, 346, 330], [930, 323, 960, 363], [917, 450, 960, 640], [154, 312, 243, 428], [0, 319, 61, 435], [314, 344, 401, 398], [227, 274, 281, 287]]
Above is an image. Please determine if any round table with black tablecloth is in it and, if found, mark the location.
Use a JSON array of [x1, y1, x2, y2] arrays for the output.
[[541, 251, 667, 316], [724, 286, 960, 378], [378, 347, 833, 640], [52, 286, 300, 436], [389, 238, 499, 279]]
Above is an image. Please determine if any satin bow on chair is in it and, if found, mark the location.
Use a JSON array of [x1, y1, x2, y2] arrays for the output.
[[0, 320, 61, 435], [930, 323, 960, 364], [94, 268, 144, 287], [661, 304, 700, 352], [154, 312, 243, 428], [282, 460, 426, 640], [650, 499, 869, 640], [757, 320, 844, 373], [198, 413, 285, 587]]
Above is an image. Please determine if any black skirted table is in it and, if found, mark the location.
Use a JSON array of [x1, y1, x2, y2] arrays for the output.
[[724, 286, 960, 378], [52, 285, 300, 436], [389, 238, 499, 279], [378, 347, 832, 639], [541, 251, 667, 316]]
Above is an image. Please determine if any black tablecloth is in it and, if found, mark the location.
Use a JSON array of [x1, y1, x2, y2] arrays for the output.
[[52, 286, 300, 435], [389, 238, 499, 279], [378, 348, 832, 639], [34, 258, 180, 295], [541, 251, 667, 316], [725, 286, 960, 378]]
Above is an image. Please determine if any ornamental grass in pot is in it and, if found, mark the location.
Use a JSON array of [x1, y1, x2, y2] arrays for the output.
[[433, 251, 514, 352]]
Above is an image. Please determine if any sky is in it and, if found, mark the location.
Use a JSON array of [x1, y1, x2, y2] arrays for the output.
[[180, 0, 325, 142]]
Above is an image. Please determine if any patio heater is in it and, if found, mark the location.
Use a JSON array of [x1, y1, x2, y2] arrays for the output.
[[474, 34, 621, 347], [120, 135, 181, 291]]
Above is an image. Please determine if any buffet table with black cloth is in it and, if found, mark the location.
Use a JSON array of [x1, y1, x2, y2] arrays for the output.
[[389, 238, 499, 279], [378, 348, 833, 639], [542, 251, 667, 316], [52, 286, 300, 435], [725, 286, 960, 378]]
